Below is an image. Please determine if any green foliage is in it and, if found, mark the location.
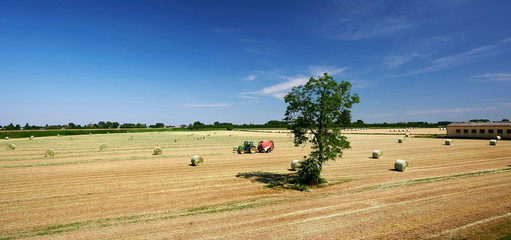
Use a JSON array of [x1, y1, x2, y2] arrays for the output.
[[469, 119, 490, 122], [284, 73, 360, 186], [502, 119, 510, 122], [296, 158, 324, 186]]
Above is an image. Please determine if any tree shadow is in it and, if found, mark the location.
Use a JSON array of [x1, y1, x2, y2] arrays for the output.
[[236, 171, 298, 190]]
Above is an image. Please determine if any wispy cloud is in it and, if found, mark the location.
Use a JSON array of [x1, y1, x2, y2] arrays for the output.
[[308, 65, 346, 77], [469, 73, 511, 82], [244, 48, 272, 55], [244, 75, 256, 81], [210, 28, 243, 33], [407, 107, 496, 115], [360, 113, 396, 118], [182, 103, 231, 108], [257, 75, 309, 98], [384, 53, 420, 69], [241, 65, 353, 99], [395, 39, 509, 77], [500, 38, 511, 43], [327, 17, 413, 40]]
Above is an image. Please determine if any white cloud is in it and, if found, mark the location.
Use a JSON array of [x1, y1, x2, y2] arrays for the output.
[[244, 75, 256, 81], [308, 65, 346, 77], [469, 73, 511, 82], [243, 65, 353, 99], [407, 107, 496, 115], [258, 75, 309, 98], [182, 103, 231, 108], [500, 38, 511, 43]]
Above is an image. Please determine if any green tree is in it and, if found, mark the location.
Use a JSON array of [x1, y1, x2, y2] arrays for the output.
[[112, 122, 120, 129], [5, 123, 16, 130], [338, 109, 352, 129], [284, 73, 360, 186], [502, 119, 510, 122], [23, 123, 32, 130]]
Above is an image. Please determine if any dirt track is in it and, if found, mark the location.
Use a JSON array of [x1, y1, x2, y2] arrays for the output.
[[1, 130, 510, 239]]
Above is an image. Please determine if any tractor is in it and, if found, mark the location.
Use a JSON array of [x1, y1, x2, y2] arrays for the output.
[[234, 140, 274, 154], [235, 141, 257, 154]]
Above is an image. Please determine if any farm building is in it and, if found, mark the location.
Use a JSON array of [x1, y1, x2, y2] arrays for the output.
[[446, 122, 511, 139]]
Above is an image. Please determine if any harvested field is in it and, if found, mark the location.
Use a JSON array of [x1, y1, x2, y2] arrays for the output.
[[1, 130, 510, 239]]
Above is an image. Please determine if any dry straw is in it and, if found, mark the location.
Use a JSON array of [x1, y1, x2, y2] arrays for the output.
[[7, 143, 15, 150], [398, 138, 404, 143], [372, 150, 382, 159], [45, 149, 55, 158], [191, 155, 203, 166], [490, 139, 497, 146], [394, 159, 408, 171], [291, 159, 301, 170], [445, 139, 453, 145], [100, 144, 108, 150], [154, 147, 163, 155]]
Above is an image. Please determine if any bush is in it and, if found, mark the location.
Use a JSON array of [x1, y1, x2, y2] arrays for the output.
[[296, 158, 324, 186]]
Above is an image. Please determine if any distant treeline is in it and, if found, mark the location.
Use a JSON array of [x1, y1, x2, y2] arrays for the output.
[[0, 120, 454, 132], [188, 120, 451, 129], [0, 122, 171, 130]]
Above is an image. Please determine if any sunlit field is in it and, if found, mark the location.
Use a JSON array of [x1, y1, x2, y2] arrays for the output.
[[1, 130, 510, 239]]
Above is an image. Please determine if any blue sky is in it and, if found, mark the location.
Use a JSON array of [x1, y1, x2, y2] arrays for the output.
[[1, 0, 510, 126]]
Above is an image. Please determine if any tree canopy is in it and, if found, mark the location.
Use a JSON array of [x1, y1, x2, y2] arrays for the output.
[[284, 73, 360, 186]]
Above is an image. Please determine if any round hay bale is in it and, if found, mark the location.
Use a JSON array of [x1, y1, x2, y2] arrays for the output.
[[154, 147, 163, 155], [57, 134, 60, 137], [445, 139, 453, 145], [5, 137, 9, 140], [100, 144, 108, 150], [7, 143, 15, 150], [394, 159, 408, 171], [291, 159, 301, 171], [174, 138, 178, 142], [405, 133, 409, 137], [490, 139, 497, 146], [191, 155, 203, 166], [496, 136, 501, 140], [30, 136, 34, 140], [45, 149, 55, 158], [372, 150, 382, 159], [398, 138, 404, 143], [89, 133, 92, 135]]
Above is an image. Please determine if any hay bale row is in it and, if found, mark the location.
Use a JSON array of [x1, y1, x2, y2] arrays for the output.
[[191, 155, 203, 166], [45, 149, 55, 158]]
